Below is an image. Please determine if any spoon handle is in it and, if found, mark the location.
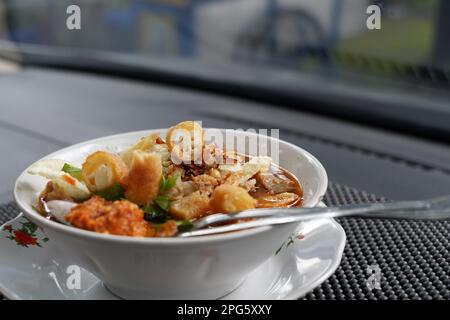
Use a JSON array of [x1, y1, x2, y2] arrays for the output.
[[179, 196, 450, 237]]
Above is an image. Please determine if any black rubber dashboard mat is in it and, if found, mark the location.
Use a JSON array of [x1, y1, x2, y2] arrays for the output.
[[303, 183, 450, 300]]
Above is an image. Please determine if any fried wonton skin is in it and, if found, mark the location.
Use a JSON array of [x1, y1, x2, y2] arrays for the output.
[[82, 151, 128, 193], [256, 192, 300, 208], [210, 184, 256, 213], [65, 196, 149, 237], [255, 172, 296, 194], [124, 151, 162, 206]]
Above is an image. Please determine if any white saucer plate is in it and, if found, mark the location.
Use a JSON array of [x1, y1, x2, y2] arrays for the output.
[[0, 210, 345, 300]]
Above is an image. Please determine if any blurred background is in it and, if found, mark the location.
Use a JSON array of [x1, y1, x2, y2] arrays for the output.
[[1, 0, 450, 202], [0, 0, 445, 69]]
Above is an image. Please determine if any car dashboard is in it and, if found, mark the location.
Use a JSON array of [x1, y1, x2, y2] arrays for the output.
[[1, 66, 450, 204]]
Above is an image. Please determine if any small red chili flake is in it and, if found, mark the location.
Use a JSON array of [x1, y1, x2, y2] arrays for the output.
[[297, 234, 305, 240], [4, 225, 12, 231]]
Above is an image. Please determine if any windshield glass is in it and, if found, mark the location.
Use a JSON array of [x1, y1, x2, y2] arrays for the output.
[[1, 0, 449, 141], [0, 1, 442, 71]]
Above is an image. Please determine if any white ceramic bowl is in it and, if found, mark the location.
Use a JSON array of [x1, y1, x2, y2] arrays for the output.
[[14, 129, 327, 299]]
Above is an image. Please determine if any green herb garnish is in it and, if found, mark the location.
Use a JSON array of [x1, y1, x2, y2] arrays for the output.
[[154, 194, 171, 211], [62, 163, 83, 181], [145, 174, 178, 213], [142, 174, 178, 223], [143, 205, 168, 223], [96, 183, 125, 201], [160, 174, 178, 193], [176, 219, 194, 232]]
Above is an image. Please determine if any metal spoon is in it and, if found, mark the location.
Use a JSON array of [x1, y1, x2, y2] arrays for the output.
[[177, 195, 450, 237]]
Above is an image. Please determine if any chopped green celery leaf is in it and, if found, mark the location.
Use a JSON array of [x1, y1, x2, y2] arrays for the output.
[[62, 163, 83, 181], [96, 184, 125, 201], [160, 174, 178, 193], [176, 219, 194, 232], [159, 175, 166, 190], [154, 195, 171, 211]]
